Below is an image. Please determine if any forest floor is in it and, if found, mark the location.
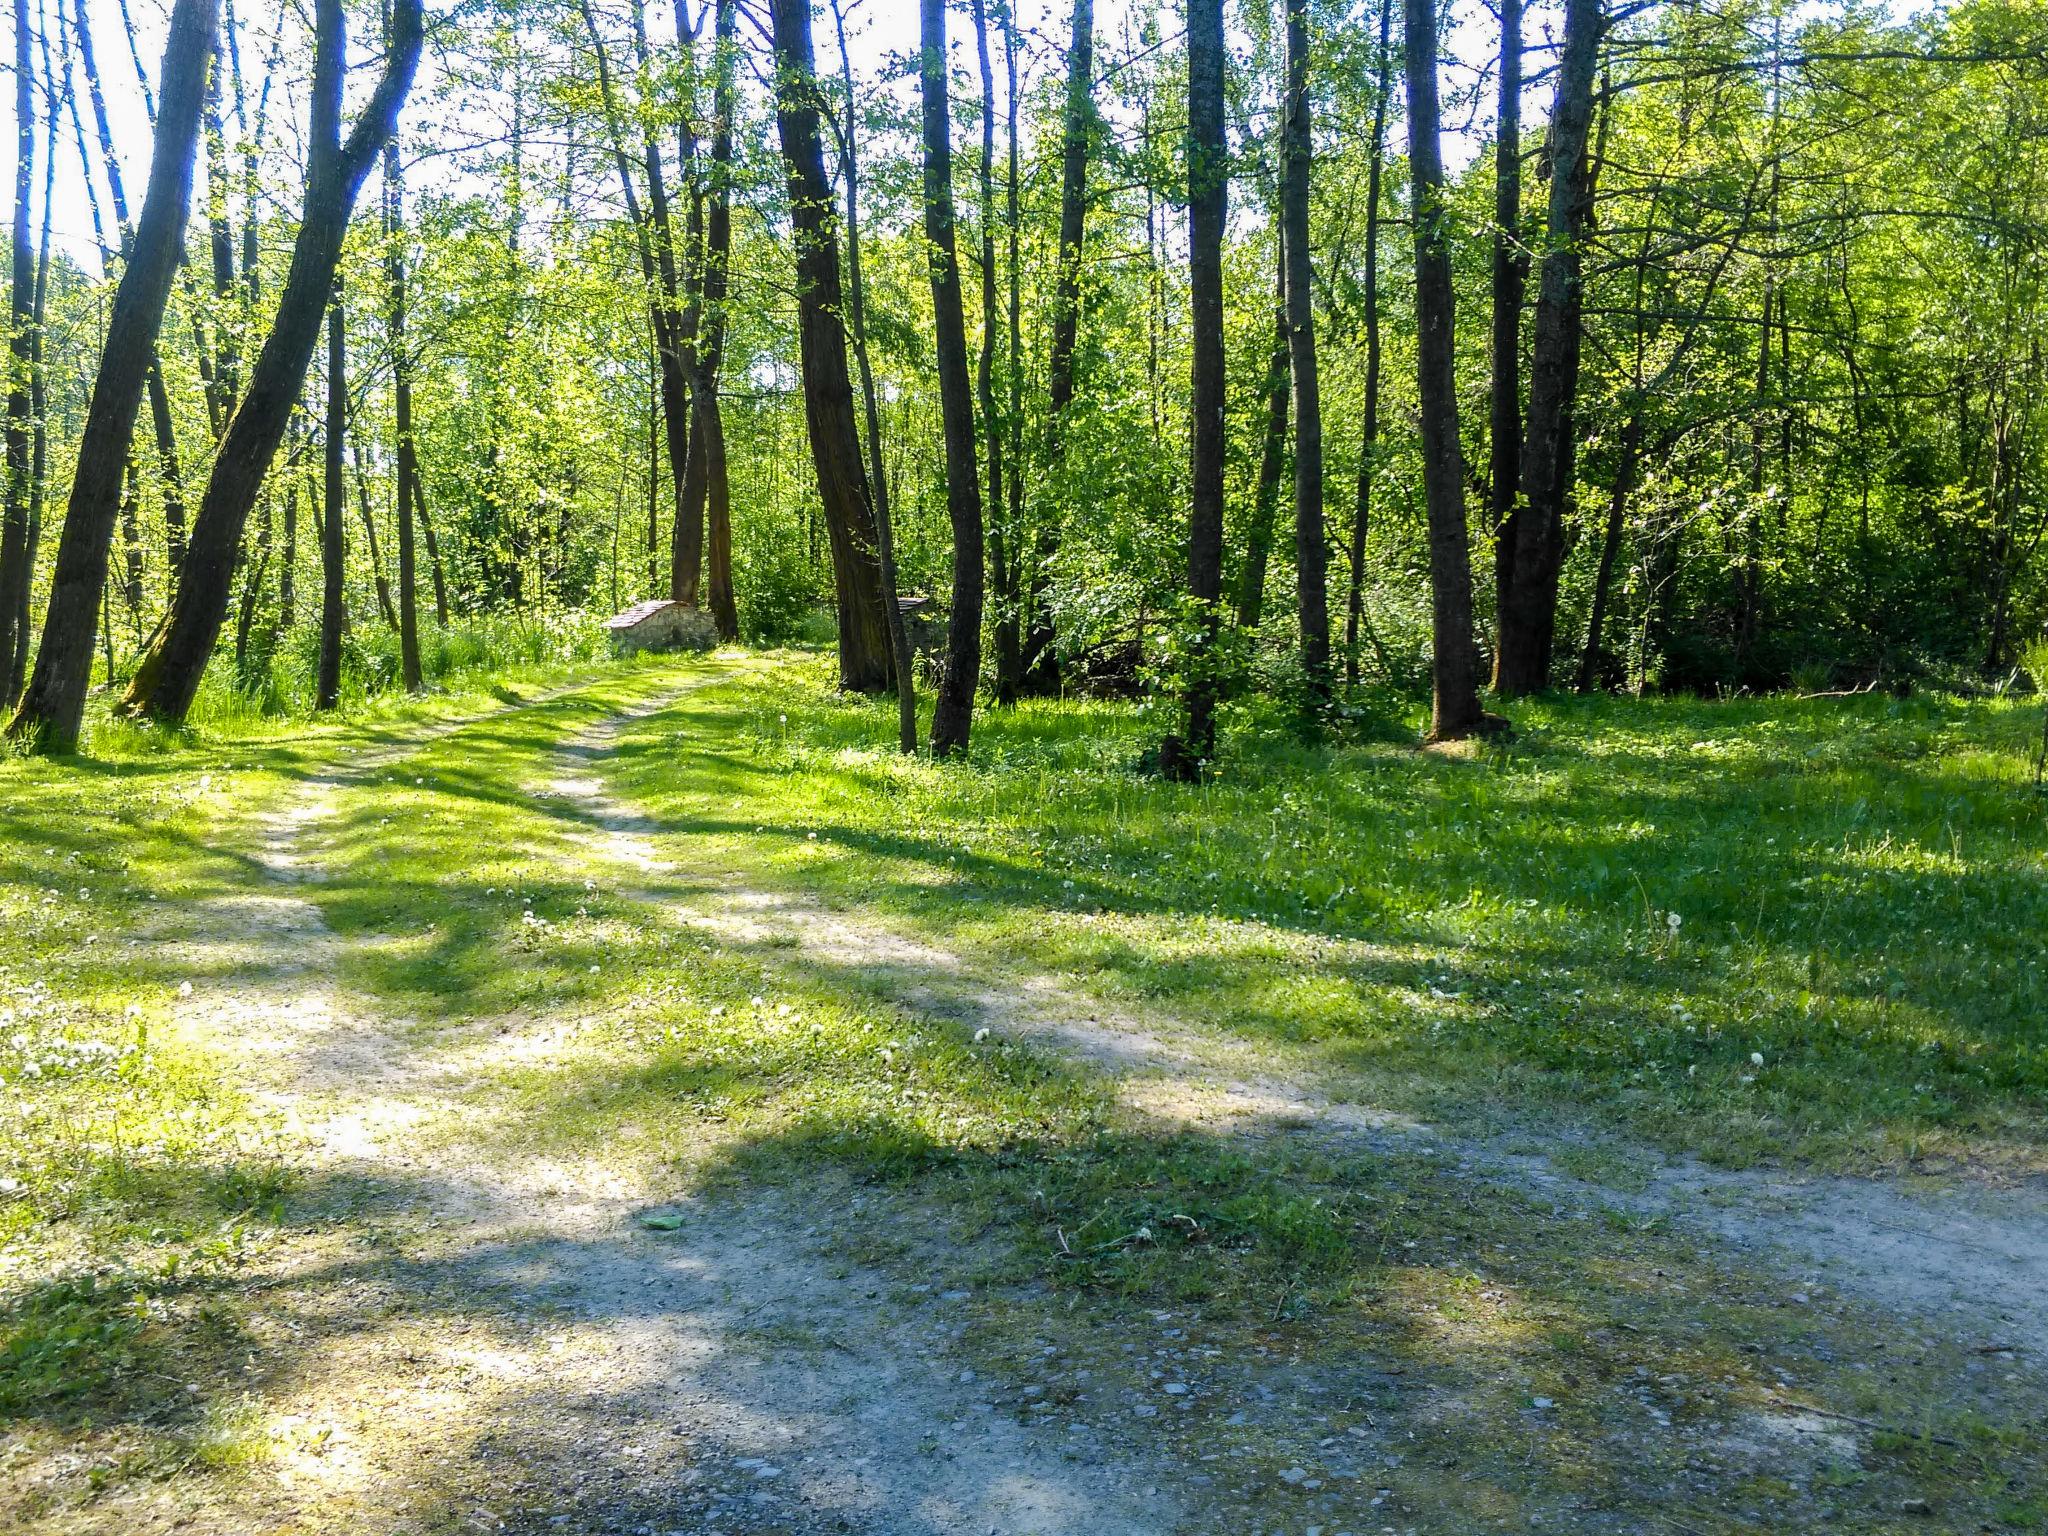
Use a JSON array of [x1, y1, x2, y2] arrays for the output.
[[2, 652, 2045, 1535]]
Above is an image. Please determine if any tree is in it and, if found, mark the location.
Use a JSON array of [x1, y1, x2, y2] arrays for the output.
[[970, 0, 1016, 703], [699, 0, 738, 640], [120, 0, 423, 725], [316, 293, 345, 710], [1404, 0, 1487, 739], [1344, 0, 1394, 689], [1487, 0, 1527, 680], [1162, 0, 1226, 780], [1495, 0, 1603, 696], [921, 0, 986, 758], [7, 0, 214, 749], [769, 0, 893, 694], [827, 0, 915, 748], [1281, 0, 1329, 711], [0, 0, 36, 697], [1025, 0, 1096, 693], [387, 134, 422, 692]]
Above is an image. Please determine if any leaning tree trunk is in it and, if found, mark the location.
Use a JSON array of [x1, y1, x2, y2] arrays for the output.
[[1282, 0, 1329, 711], [1405, 0, 1487, 739], [0, 0, 36, 696], [1495, 0, 1602, 697], [74, 0, 190, 576], [7, 0, 215, 751], [316, 294, 345, 710], [921, 0, 985, 758], [770, 0, 892, 693], [1162, 0, 1227, 781], [120, 0, 422, 726]]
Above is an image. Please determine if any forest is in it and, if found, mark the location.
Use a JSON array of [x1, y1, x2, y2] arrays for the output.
[[0, 0, 2044, 750], [2, 1, 2046, 1533]]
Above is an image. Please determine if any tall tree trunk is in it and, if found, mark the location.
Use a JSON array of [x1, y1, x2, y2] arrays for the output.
[[577, 0, 691, 611], [997, 0, 1024, 703], [701, 0, 738, 639], [922, 0, 985, 758], [7, 25, 54, 704], [1237, 244, 1288, 630], [971, 0, 1015, 706], [1345, 0, 1393, 689], [1487, 0, 1526, 682], [1404, 0, 1486, 739], [120, 0, 422, 726], [203, 39, 239, 421], [72, 0, 190, 577], [413, 473, 447, 625], [1163, 0, 1226, 780], [1282, 0, 1329, 709], [8, 0, 214, 751], [1025, 0, 1095, 694], [0, 0, 35, 695], [349, 435, 396, 631], [625, 0, 696, 607], [387, 134, 421, 689], [1495, 0, 1602, 697], [771, 0, 893, 694], [827, 0, 915, 747], [1576, 411, 1641, 691], [317, 295, 344, 709]]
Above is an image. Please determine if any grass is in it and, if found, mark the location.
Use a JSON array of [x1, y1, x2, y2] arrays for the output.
[[598, 661, 2048, 1170], [1, 647, 2043, 1531]]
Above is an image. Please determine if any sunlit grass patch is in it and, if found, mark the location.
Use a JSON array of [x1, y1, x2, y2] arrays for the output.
[[603, 661, 2048, 1170]]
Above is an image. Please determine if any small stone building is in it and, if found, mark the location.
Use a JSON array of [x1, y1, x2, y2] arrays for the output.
[[604, 599, 719, 655]]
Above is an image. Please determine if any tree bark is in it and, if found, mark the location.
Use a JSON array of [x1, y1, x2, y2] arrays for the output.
[[578, 0, 689, 609], [120, 0, 421, 726], [72, 0, 189, 577], [826, 0, 915, 745], [1345, 0, 1393, 689], [971, 0, 1014, 707], [317, 295, 345, 710], [387, 134, 422, 690], [1495, 0, 1602, 696], [349, 435, 396, 631], [0, 0, 36, 696], [1025, 0, 1095, 694], [1236, 245, 1288, 630], [1487, 0, 1526, 684], [922, 0, 986, 758], [1163, 0, 1226, 780], [999, 2, 1024, 705], [701, 0, 737, 640], [7, 0, 214, 750], [771, 0, 893, 694], [7, 25, 55, 704], [1404, 0, 1486, 739], [1282, 0, 1329, 708]]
